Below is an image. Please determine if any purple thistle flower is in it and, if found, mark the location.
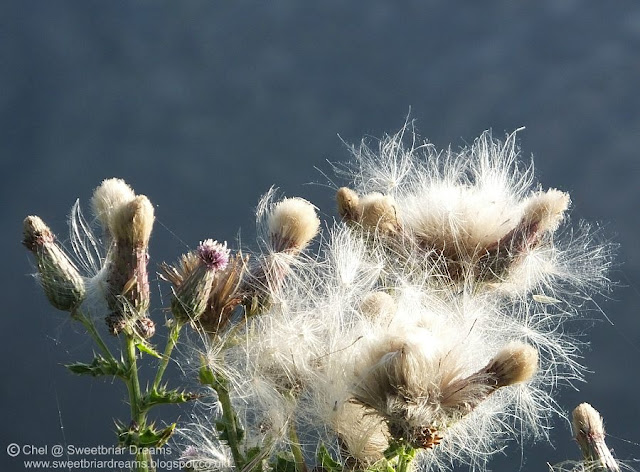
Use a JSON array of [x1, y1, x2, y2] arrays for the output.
[[197, 239, 230, 271]]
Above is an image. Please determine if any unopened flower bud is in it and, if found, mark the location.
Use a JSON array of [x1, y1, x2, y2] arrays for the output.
[[170, 240, 230, 324], [572, 403, 620, 472], [268, 197, 320, 253], [135, 316, 156, 340], [91, 178, 136, 235], [23, 216, 86, 311], [485, 341, 538, 388]]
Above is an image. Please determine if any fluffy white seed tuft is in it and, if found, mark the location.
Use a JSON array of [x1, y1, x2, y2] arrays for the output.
[[91, 178, 136, 234], [267, 197, 320, 253]]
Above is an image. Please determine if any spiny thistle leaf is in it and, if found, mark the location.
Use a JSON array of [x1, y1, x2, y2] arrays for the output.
[[142, 387, 199, 408], [118, 422, 176, 448], [66, 355, 126, 378], [135, 340, 161, 358]]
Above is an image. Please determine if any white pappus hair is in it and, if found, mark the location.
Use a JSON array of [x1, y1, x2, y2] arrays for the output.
[[186, 124, 612, 472]]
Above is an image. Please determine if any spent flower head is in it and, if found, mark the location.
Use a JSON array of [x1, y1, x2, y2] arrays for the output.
[[184, 125, 612, 472]]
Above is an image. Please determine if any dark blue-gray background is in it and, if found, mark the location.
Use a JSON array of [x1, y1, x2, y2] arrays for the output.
[[2, 1, 639, 471]]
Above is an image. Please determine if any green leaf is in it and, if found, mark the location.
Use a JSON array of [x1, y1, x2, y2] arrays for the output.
[[367, 461, 395, 472], [117, 422, 176, 448], [380, 440, 416, 472], [142, 387, 198, 408], [383, 440, 405, 460], [135, 340, 161, 358], [139, 423, 175, 448], [66, 355, 126, 378], [272, 451, 297, 472], [316, 444, 342, 472]]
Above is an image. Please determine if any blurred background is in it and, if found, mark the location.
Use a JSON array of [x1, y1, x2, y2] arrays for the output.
[[2, 1, 639, 470]]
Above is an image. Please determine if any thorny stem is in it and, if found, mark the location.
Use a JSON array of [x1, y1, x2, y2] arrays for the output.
[[73, 309, 157, 472], [152, 321, 183, 391], [288, 421, 308, 472], [214, 377, 245, 468], [124, 333, 152, 472]]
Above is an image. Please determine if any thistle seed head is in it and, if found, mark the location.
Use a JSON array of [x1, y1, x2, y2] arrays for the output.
[[333, 401, 390, 466], [268, 197, 320, 253], [104, 194, 154, 329], [337, 187, 360, 221], [359, 291, 396, 321], [337, 188, 398, 234], [521, 188, 570, 234], [91, 178, 136, 234], [573, 403, 605, 441], [110, 195, 155, 248], [485, 341, 538, 388], [358, 193, 399, 234]]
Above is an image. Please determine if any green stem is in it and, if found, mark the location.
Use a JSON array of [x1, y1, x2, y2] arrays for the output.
[[215, 378, 244, 468], [74, 310, 116, 362], [152, 321, 182, 391], [288, 421, 308, 472], [124, 334, 152, 472], [396, 444, 413, 472]]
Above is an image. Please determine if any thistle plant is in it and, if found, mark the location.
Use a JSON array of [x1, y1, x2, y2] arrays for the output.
[[24, 125, 619, 472]]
